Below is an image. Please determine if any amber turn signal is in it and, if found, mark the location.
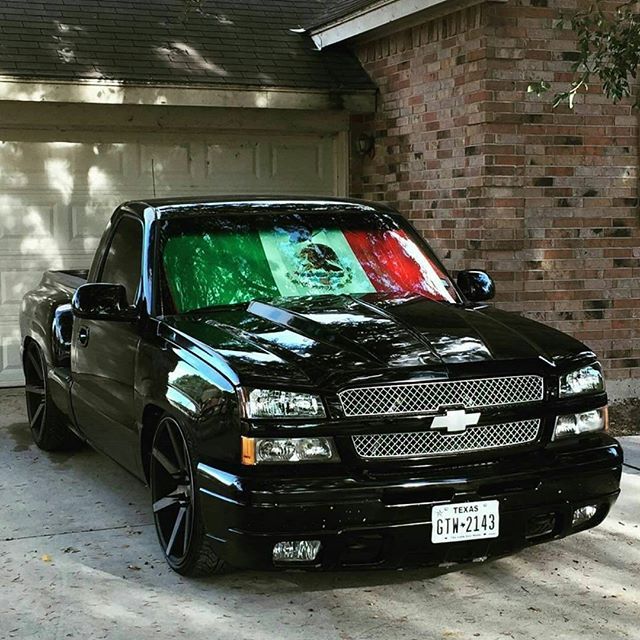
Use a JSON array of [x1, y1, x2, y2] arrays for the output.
[[241, 435, 339, 465], [241, 436, 256, 465]]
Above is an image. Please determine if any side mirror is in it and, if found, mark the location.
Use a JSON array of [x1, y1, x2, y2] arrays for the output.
[[457, 270, 495, 302], [72, 283, 139, 321]]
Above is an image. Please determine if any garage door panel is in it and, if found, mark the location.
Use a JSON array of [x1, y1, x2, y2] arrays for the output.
[[0, 141, 193, 195], [0, 129, 343, 385], [0, 197, 56, 256], [0, 269, 45, 308], [272, 140, 324, 179], [0, 141, 109, 192], [206, 141, 260, 183], [139, 143, 202, 183], [205, 135, 336, 194], [66, 197, 126, 252], [0, 323, 21, 386], [0, 136, 338, 197], [69, 201, 111, 245], [0, 196, 117, 257]]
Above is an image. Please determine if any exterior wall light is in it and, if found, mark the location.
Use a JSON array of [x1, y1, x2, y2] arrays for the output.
[[356, 133, 375, 158]]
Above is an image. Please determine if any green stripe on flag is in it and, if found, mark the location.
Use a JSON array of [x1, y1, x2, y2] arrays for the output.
[[163, 232, 280, 312]]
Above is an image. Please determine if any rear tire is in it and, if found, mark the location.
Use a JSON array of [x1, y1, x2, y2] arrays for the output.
[[150, 415, 228, 577], [23, 342, 80, 451]]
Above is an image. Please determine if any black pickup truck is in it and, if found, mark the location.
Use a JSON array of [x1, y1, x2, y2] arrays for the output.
[[20, 196, 622, 576]]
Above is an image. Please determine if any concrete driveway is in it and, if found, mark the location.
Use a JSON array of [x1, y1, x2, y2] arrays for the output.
[[0, 388, 638, 640]]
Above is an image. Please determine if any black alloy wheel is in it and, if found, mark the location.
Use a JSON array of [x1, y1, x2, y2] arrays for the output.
[[150, 416, 226, 576], [23, 342, 79, 451]]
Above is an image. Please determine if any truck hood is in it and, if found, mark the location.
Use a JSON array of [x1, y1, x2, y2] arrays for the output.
[[162, 294, 592, 387]]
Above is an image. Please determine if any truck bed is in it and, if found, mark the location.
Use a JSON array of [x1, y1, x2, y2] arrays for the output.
[[19, 269, 89, 368], [40, 269, 88, 293]]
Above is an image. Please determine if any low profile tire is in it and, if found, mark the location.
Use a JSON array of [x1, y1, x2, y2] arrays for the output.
[[150, 415, 227, 577], [23, 342, 80, 451]]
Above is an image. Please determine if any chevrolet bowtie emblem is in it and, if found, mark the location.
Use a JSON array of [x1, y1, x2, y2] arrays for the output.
[[430, 409, 481, 433]]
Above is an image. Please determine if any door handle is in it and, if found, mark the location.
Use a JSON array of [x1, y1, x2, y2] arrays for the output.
[[78, 326, 90, 347]]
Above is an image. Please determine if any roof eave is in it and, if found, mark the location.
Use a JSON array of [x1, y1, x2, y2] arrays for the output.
[[0, 76, 376, 112], [309, 0, 507, 48]]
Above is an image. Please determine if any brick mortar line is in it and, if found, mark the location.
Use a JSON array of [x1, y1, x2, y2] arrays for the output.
[[1, 522, 153, 543]]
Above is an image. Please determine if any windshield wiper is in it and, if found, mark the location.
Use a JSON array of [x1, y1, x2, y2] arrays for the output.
[[184, 302, 249, 315]]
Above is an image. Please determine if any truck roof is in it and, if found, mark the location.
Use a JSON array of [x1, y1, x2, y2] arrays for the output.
[[122, 196, 398, 219]]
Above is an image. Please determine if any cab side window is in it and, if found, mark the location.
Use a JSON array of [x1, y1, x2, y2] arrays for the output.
[[99, 216, 143, 305]]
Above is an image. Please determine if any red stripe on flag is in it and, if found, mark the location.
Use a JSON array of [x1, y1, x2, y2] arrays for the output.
[[343, 229, 450, 301]]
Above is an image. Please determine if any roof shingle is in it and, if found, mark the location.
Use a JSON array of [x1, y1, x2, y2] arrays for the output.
[[0, 0, 375, 92], [306, 0, 382, 29]]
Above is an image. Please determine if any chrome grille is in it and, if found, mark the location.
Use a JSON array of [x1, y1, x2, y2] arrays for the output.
[[352, 419, 540, 459], [339, 375, 543, 417]]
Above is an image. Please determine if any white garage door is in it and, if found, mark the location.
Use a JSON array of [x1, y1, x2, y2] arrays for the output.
[[0, 131, 344, 385]]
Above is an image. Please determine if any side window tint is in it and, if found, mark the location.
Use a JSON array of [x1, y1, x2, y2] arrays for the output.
[[99, 217, 143, 304]]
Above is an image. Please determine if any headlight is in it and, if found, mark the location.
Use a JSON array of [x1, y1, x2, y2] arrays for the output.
[[244, 389, 326, 418], [553, 407, 608, 440], [559, 364, 604, 397], [241, 436, 339, 464]]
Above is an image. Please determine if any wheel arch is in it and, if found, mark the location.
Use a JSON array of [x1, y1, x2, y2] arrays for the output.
[[22, 335, 37, 358], [140, 403, 166, 484], [22, 335, 52, 372]]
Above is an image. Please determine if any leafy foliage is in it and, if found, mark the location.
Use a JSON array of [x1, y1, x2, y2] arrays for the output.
[[528, 0, 640, 108], [181, 0, 208, 20]]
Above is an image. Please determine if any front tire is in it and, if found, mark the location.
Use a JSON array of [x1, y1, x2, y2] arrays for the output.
[[23, 342, 80, 451], [150, 415, 227, 576]]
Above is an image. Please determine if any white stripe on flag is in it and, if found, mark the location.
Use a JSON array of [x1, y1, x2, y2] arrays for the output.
[[259, 228, 376, 297]]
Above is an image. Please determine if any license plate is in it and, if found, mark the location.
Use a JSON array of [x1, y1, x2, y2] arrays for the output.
[[431, 500, 500, 544]]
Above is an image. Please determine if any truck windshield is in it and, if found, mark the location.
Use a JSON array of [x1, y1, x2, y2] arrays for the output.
[[159, 208, 460, 313]]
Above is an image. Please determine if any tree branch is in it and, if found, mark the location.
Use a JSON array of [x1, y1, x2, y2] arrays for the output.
[[528, 0, 640, 109]]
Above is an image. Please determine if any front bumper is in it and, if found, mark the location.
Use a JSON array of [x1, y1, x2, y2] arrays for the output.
[[196, 437, 623, 570]]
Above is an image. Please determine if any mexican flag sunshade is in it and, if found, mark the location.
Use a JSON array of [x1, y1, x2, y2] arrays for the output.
[[163, 226, 456, 313]]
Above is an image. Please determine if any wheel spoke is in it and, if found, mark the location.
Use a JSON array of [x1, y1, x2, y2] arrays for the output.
[[152, 446, 180, 476], [182, 504, 192, 556], [153, 494, 180, 513], [30, 402, 44, 430], [25, 384, 45, 396], [167, 426, 185, 470], [165, 506, 186, 557]]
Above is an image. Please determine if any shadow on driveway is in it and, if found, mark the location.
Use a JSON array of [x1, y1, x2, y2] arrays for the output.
[[1, 389, 637, 640]]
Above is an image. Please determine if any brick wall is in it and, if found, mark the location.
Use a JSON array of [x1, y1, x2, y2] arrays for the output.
[[349, 0, 640, 398]]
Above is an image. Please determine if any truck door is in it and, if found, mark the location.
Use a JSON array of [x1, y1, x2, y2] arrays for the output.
[[70, 214, 143, 472]]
